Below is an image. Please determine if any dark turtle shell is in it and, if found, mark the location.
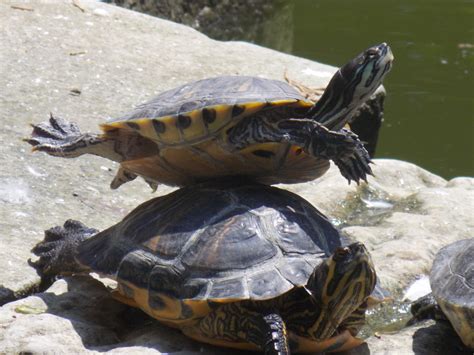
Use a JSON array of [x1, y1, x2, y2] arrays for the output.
[[430, 239, 474, 348], [102, 76, 312, 146], [76, 182, 341, 307]]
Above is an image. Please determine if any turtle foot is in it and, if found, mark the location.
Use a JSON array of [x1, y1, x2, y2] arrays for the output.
[[29, 220, 97, 277], [25, 114, 86, 157], [408, 293, 447, 325], [334, 143, 373, 184], [309, 126, 373, 184]]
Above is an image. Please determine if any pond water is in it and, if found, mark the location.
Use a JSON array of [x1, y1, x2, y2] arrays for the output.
[[220, 0, 474, 179]]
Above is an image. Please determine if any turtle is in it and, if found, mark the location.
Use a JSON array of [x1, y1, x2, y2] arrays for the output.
[[26, 43, 393, 190], [410, 239, 474, 350], [30, 181, 379, 354]]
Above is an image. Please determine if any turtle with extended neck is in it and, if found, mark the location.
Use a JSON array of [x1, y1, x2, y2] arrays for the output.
[[26, 43, 393, 190]]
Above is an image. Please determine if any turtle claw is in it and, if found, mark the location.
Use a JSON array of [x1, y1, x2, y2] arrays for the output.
[[335, 154, 373, 185], [308, 125, 373, 184], [30, 220, 97, 277], [25, 114, 85, 157]]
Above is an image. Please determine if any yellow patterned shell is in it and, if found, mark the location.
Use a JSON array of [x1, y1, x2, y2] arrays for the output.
[[99, 76, 327, 186]]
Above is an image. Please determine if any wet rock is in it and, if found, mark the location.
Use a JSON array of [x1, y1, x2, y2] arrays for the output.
[[344, 320, 472, 355]]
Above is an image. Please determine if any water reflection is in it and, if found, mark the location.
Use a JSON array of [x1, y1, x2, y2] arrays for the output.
[[288, 0, 474, 179]]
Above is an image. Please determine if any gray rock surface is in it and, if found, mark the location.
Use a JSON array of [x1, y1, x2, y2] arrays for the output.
[[345, 320, 471, 355], [1, 0, 473, 354], [112, 0, 294, 53], [284, 159, 473, 293], [0, 0, 384, 304], [0, 276, 239, 354]]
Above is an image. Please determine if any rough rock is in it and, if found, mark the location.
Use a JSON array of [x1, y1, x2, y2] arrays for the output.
[[0, 276, 240, 354], [112, 0, 294, 53], [284, 159, 473, 293], [344, 320, 472, 355]]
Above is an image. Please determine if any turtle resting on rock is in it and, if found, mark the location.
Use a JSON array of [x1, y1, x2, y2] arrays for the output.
[[410, 239, 474, 350], [26, 43, 393, 190], [31, 182, 379, 354]]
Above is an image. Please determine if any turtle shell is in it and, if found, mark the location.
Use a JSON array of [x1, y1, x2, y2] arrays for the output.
[[100, 76, 324, 187], [430, 239, 474, 349], [76, 182, 342, 324], [103, 76, 312, 146]]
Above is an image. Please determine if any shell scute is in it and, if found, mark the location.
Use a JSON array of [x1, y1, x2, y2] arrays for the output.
[[247, 269, 293, 299], [101, 76, 312, 146], [181, 212, 278, 272]]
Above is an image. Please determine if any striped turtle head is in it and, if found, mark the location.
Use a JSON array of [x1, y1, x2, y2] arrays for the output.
[[309, 43, 394, 130], [305, 242, 376, 339]]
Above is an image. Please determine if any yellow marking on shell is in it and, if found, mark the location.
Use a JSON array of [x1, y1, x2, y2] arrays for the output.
[[178, 110, 206, 141], [183, 299, 212, 319], [111, 289, 140, 308], [270, 98, 313, 108], [133, 117, 164, 143], [205, 104, 233, 133], [146, 294, 212, 324], [153, 116, 181, 144], [114, 281, 207, 326], [118, 282, 149, 307], [152, 294, 186, 320], [100, 98, 311, 141]]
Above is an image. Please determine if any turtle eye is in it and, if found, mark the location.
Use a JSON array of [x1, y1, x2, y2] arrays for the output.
[[366, 48, 379, 58]]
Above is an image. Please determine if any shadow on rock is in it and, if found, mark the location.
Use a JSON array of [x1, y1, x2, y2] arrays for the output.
[[36, 276, 196, 353], [412, 321, 471, 355], [30, 276, 244, 354], [341, 342, 371, 355]]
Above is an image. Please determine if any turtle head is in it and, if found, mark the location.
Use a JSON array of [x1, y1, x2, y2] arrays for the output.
[[308, 43, 394, 130], [305, 242, 376, 338]]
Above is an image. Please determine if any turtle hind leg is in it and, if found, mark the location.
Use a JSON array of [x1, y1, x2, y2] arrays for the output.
[[29, 220, 97, 278], [25, 113, 121, 161], [182, 303, 290, 354], [408, 293, 447, 325]]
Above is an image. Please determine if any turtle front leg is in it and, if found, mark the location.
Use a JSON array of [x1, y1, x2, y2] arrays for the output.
[[29, 220, 97, 278], [25, 114, 123, 162], [228, 117, 372, 184], [182, 303, 290, 354]]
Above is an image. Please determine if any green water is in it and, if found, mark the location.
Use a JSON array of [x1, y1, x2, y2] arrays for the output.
[[251, 0, 474, 179], [288, 0, 474, 179]]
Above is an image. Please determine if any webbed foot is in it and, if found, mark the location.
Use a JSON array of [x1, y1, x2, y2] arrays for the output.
[[307, 125, 373, 184], [25, 114, 103, 158], [29, 220, 97, 277]]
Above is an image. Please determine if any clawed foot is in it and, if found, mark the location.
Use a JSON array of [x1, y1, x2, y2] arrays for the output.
[[25, 114, 85, 157], [29, 220, 97, 277], [309, 126, 373, 184]]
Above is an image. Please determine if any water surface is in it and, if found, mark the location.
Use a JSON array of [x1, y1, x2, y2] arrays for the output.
[[286, 0, 474, 179]]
